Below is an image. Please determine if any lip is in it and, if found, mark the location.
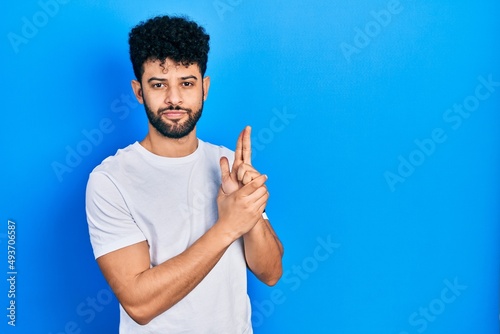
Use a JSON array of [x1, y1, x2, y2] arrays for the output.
[[161, 111, 186, 120]]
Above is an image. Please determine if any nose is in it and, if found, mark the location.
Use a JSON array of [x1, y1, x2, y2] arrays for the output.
[[164, 85, 182, 106]]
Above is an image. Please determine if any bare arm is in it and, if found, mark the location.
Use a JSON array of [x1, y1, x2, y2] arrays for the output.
[[97, 227, 230, 325], [243, 216, 284, 285], [97, 172, 269, 325], [224, 126, 284, 286]]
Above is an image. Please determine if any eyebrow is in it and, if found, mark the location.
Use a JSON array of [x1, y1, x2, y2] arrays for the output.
[[147, 77, 166, 83], [147, 75, 198, 83], [180, 75, 198, 81]]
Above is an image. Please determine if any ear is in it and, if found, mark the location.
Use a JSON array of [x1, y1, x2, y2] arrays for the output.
[[131, 79, 144, 104], [202, 76, 210, 101]]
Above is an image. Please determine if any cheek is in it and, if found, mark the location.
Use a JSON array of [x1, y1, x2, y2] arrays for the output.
[[143, 92, 163, 109], [186, 90, 204, 108]]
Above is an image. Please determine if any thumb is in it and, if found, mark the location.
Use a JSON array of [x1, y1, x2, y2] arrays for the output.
[[219, 156, 231, 182]]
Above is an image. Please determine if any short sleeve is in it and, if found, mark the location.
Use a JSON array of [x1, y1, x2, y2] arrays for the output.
[[85, 171, 146, 259]]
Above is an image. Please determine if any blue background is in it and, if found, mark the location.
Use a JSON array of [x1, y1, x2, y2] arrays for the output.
[[2, 0, 499, 333]]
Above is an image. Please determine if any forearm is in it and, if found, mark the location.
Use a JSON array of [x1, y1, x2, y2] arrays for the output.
[[112, 223, 233, 325], [100, 172, 268, 325], [243, 217, 283, 286]]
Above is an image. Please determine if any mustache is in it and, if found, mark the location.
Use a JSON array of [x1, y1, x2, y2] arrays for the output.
[[158, 106, 191, 114]]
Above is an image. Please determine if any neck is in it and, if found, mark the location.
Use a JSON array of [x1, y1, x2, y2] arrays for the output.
[[140, 126, 198, 157]]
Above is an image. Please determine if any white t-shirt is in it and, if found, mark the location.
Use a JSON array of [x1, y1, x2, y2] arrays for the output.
[[85, 139, 252, 334]]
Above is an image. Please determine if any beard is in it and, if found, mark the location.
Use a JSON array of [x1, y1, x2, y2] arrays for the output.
[[143, 99, 203, 139]]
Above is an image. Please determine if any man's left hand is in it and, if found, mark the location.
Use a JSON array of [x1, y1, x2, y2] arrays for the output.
[[220, 126, 262, 195]]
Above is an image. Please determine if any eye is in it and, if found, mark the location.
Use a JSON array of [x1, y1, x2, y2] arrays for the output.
[[182, 81, 194, 87], [152, 83, 165, 88]]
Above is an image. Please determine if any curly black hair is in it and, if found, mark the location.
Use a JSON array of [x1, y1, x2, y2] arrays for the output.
[[128, 15, 210, 81]]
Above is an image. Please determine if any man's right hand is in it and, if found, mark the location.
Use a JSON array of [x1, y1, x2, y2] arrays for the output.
[[217, 160, 269, 241]]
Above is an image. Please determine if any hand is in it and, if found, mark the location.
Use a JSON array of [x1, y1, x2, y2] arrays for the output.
[[220, 126, 262, 195], [216, 173, 269, 240]]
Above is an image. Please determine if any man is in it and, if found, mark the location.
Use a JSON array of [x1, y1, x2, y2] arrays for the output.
[[85, 15, 284, 333]]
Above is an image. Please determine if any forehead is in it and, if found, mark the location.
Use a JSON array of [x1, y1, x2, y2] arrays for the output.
[[142, 58, 201, 79]]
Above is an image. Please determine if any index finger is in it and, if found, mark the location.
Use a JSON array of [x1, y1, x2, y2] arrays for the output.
[[234, 128, 244, 166], [242, 125, 252, 165]]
